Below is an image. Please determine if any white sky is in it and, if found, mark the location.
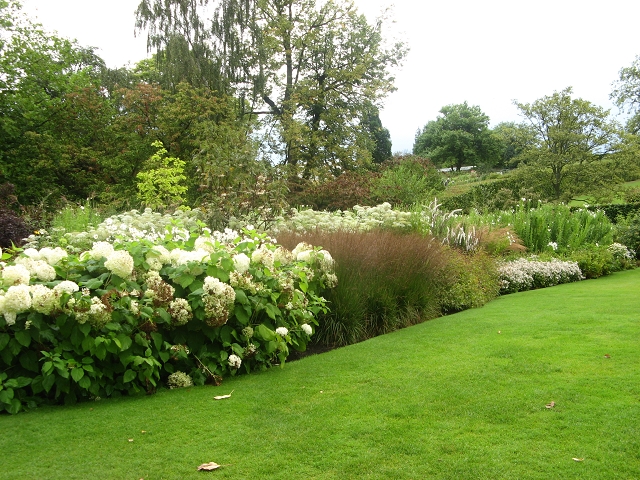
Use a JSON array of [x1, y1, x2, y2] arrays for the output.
[[19, 0, 640, 153]]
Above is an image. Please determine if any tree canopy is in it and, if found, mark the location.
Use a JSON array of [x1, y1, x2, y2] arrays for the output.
[[513, 87, 620, 200], [135, 0, 406, 176], [413, 102, 501, 171]]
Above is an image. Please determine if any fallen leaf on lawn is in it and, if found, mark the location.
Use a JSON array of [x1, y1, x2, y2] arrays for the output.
[[197, 462, 221, 471], [141, 430, 147, 434], [128, 438, 134, 442], [545, 401, 556, 409], [214, 390, 234, 400], [604, 354, 611, 358], [572, 458, 584, 462], [498, 331, 501, 334]]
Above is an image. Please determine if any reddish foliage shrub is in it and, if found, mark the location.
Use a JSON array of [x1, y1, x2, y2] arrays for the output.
[[286, 170, 381, 211]]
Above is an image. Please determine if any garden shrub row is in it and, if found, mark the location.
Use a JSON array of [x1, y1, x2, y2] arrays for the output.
[[0, 227, 335, 413]]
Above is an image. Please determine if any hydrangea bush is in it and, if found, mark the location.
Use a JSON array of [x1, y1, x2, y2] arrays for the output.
[[0, 227, 335, 413], [497, 257, 584, 294]]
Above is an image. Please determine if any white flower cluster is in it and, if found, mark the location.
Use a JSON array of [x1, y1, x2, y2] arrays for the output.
[[608, 242, 635, 260], [272, 202, 413, 234], [72, 296, 111, 329], [497, 257, 584, 294], [84, 242, 134, 279], [233, 253, 251, 274], [228, 354, 242, 369], [275, 326, 289, 337], [301, 323, 312, 335], [0, 278, 80, 325], [168, 298, 192, 326], [167, 371, 194, 389], [202, 276, 236, 327]]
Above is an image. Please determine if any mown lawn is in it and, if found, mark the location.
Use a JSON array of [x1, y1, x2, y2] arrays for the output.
[[2, 269, 639, 479]]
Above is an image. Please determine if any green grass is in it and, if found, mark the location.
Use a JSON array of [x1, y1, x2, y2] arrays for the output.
[[2, 270, 640, 479]]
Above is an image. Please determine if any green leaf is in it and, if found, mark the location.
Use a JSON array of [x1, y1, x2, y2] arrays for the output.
[[234, 289, 249, 305], [155, 308, 171, 323], [0, 388, 14, 403], [15, 330, 32, 347], [234, 304, 250, 325], [177, 274, 196, 288], [117, 334, 132, 352], [220, 326, 232, 345], [123, 369, 136, 383], [42, 375, 56, 393], [7, 398, 22, 414], [78, 376, 91, 390], [265, 303, 281, 321], [42, 361, 54, 375], [19, 350, 39, 372], [255, 324, 276, 342], [81, 336, 94, 352], [150, 332, 163, 351], [81, 278, 104, 289], [71, 368, 84, 383], [0, 333, 10, 350]]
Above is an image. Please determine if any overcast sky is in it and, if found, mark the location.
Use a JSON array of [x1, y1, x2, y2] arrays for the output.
[[19, 0, 640, 153]]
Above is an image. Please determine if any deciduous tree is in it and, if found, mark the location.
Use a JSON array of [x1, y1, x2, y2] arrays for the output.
[[413, 102, 501, 171], [513, 87, 620, 200]]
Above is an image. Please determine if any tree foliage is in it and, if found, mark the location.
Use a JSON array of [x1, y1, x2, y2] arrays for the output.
[[413, 102, 501, 171], [513, 87, 620, 200], [135, 0, 406, 175]]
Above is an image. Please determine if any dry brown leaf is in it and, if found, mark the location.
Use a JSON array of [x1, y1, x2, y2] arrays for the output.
[[197, 462, 221, 471], [604, 354, 611, 358], [545, 401, 556, 409], [572, 458, 584, 462], [214, 390, 234, 400]]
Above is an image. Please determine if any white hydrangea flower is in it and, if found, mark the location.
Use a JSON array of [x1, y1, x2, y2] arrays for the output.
[[167, 371, 194, 389], [275, 326, 289, 337], [88, 241, 115, 260], [23, 248, 42, 260], [32, 260, 57, 282], [251, 245, 275, 268], [3, 284, 32, 314], [39, 247, 68, 266], [30, 284, 58, 315], [168, 298, 193, 326], [301, 323, 313, 335], [194, 236, 216, 253], [104, 250, 134, 279], [2, 264, 31, 286], [228, 354, 242, 369], [54, 280, 80, 294], [233, 253, 251, 274], [296, 249, 313, 262]]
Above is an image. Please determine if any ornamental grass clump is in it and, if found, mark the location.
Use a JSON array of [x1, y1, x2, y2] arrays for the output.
[[0, 224, 335, 414], [276, 230, 497, 346], [505, 201, 613, 253]]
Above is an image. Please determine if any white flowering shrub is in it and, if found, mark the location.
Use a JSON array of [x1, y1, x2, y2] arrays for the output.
[[497, 257, 584, 294], [0, 221, 334, 414], [271, 200, 481, 252]]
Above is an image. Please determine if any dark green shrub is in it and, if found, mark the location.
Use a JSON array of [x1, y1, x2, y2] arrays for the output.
[[437, 249, 500, 313], [566, 245, 615, 279], [370, 155, 444, 206], [614, 213, 640, 259]]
